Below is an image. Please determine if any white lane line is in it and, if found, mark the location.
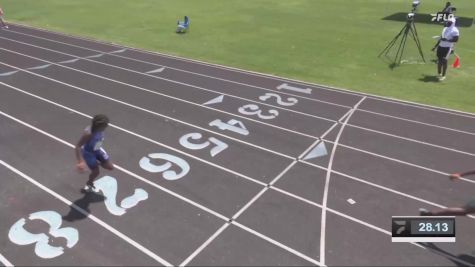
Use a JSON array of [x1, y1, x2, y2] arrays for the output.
[[231, 221, 324, 266], [0, 109, 324, 267], [0, 36, 336, 139], [9, 23, 475, 121], [358, 109, 475, 137], [0, 82, 268, 188], [178, 224, 230, 267], [347, 123, 475, 157], [319, 96, 365, 265], [0, 160, 172, 266], [0, 44, 318, 149], [0, 33, 475, 155], [0, 253, 13, 267], [0, 58, 294, 161]]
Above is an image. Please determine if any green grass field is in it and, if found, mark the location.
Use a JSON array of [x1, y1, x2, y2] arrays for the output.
[[2, 0, 474, 112]]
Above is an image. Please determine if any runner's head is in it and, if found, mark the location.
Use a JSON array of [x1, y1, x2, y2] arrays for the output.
[[91, 114, 109, 133], [445, 17, 456, 27]]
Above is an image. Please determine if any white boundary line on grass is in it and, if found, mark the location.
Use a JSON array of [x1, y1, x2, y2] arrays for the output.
[[0, 160, 173, 266]]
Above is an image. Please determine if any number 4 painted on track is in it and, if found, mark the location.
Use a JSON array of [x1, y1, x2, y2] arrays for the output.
[[209, 119, 249, 136]]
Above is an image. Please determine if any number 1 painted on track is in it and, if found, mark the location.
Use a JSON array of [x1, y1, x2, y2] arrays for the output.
[[276, 83, 312, 95]]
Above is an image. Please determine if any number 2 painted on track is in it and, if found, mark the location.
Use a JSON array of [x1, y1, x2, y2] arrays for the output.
[[259, 93, 298, 107], [93, 176, 148, 216]]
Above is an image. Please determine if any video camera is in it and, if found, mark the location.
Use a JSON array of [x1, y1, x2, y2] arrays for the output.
[[412, 1, 420, 11]]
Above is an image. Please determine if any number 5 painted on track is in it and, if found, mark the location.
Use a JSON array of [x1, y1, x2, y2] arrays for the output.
[[179, 132, 228, 157]]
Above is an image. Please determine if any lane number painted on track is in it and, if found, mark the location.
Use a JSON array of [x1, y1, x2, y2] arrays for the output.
[[259, 93, 298, 107], [93, 176, 148, 216], [179, 132, 228, 157], [9, 211, 79, 259], [276, 83, 312, 95], [209, 119, 249, 136], [238, 104, 279, 120], [139, 153, 190, 180]]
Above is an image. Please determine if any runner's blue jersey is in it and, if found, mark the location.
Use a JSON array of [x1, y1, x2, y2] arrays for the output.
[[82, 126, 105, 153]]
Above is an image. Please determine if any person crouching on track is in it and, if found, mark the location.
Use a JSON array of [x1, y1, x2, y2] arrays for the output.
[[420, 170, 475, 216], [75, 114, 114, 190], [431, 17, 459, 81]]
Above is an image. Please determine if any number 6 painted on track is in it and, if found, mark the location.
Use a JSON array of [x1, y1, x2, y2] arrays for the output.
[[9, 211, 79, 259], [139, 153, 190, 180]]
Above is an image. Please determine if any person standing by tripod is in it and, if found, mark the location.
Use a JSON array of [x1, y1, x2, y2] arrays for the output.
[[432, 17, 459, 81]]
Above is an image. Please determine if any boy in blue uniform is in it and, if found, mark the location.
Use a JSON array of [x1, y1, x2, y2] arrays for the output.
[[75, 115, 114, 190]]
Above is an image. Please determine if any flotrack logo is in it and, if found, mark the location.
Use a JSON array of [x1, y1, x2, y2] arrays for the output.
[[431, 12, 455, 22]]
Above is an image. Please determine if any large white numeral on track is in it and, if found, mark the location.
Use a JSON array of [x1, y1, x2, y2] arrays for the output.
[[276, 83, 312, 94], [259, 93, 298, 107], [238, 104, 279, 120], [9, 211, 79, 259], [209, 119, 249, 136], [93, 176, 148, 216], [179, 132, 229, 157], [139, 153, 190, 180]]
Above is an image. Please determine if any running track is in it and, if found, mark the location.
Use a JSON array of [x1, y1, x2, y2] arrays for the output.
[[0, 24, 475, 266]]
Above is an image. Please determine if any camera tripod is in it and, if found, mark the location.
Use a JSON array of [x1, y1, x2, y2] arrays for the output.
[[379, 18, 426, 65]]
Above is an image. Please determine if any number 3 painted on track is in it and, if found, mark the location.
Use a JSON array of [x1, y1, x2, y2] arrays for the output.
[[238, 104, 279, 120], [8, 211, 79, 259]]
